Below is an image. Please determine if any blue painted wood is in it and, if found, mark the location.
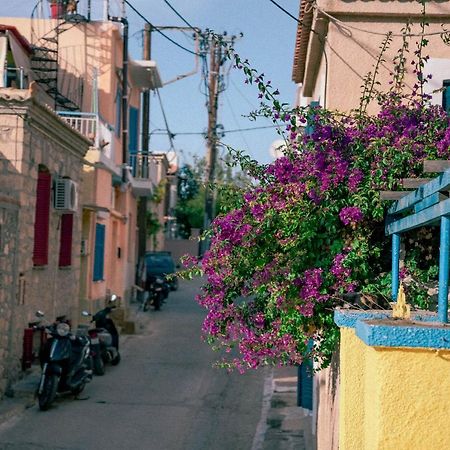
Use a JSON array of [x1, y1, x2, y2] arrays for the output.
[[414, 192, 442, 213], [297, 361, 313, 410], [128, 106, 139, 154], [388, 169, 450, 215], [93, 223, 105, 282], [305, 101, 320, 136], [438, 216, 450, 323], [392, 234, 400, 301], [386, 197, 450, 235]]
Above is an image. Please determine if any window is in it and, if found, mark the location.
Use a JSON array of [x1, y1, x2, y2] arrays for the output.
[[93, 223, 105, 281], [58, 213, 73, 267], [442, 80, 450, 114], [33, 167, 51, 266]]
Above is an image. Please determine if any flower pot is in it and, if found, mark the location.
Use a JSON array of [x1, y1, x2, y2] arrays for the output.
[[50, 3, 63, 19]]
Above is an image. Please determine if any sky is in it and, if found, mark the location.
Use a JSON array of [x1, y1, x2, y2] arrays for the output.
[[1, 0, 299, 167]]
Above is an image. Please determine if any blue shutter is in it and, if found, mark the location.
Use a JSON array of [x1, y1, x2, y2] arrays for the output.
[[128, 106, 139, 155], [443, 80, 450, 114], [305, 100, 320, 136], [93, 223, 105, 281], [297, 360, 313, 410]]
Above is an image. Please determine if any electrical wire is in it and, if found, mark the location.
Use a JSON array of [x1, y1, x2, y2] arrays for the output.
[[155, 88, 176, 152], [268, 0, 329, 107], [162, 0, 200, 33], [123, 0, 200, 56], [150, 124, 282, 136], [224, 89, 252, 153]]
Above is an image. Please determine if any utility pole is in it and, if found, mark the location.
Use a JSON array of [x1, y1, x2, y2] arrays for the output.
[[138, 23, 152, 265], [202, 37, 222, 254]]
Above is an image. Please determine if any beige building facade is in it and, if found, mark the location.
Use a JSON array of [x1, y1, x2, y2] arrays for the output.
[[292, 2, 450, 449], [293, 1, 450, 112], [0, 88, 90, 395]]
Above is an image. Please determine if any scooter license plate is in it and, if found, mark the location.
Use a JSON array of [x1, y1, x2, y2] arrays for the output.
[[90, 338, 99, 344]]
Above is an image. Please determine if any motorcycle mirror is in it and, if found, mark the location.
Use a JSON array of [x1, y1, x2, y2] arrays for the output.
[[35, 310, 45, 318], [81, 310, 90, 317], [110, 294, 118, 302]]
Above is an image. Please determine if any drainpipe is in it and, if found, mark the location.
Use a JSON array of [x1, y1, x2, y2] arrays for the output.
[[109, 15, 129, 182]]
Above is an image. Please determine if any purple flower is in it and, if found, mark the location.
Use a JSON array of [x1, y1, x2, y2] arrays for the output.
[[339, 206, 364, 226]]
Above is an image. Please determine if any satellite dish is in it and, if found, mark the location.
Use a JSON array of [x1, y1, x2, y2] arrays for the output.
[[269, 140, 287, 160]]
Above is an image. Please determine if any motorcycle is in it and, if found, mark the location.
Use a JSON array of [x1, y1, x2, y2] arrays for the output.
[[37, 312, 92, 411], [90, 294, 121, 373], [143, 275, 166, 311]]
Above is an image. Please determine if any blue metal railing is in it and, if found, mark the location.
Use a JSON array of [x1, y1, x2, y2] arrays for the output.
[[386, 169, 450, 323], [3, 66, 26, 89]]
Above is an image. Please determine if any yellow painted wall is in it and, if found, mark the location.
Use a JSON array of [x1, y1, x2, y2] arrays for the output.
[[339, 327, 450, 450]]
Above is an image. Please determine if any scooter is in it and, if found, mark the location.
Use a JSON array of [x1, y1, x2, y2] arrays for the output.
[[37, 312, 92, 411], [144, 275, 166, 311], [91, 295, 121, 371]]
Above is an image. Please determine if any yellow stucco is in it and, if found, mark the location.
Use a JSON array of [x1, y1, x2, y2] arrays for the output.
[[339, 327, 450, 450]]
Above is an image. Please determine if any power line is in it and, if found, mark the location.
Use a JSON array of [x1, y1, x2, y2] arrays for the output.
[[155, 88, 176, 151], [150, 124, 282, 136], [123, 0, 200, 56], [224, 89, 252, 153], [162, 0, 200, 34], [267, 0, 329, 107]]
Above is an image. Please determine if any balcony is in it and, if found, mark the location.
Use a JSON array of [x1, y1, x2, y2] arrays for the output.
[[57, 111, 115, 168], [2, 67, 28, 89], [129, 152, 152, 197]]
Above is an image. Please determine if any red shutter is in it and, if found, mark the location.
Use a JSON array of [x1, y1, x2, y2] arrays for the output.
[[59, 213, 73, 267], [33, 171, 51, 266]]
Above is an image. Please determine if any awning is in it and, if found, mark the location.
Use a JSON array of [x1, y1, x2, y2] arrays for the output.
[[129, 60, 163, 90]]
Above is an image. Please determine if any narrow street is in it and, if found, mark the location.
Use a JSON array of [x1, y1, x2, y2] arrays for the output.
[[0, 278, 268, 450]]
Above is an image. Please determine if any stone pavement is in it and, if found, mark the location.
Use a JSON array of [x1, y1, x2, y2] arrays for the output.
[[257, 366, 315, 450], [0, 306, 316, 450]]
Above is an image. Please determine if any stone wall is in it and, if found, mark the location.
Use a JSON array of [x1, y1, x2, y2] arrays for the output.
[[0, 89, 90, 396]]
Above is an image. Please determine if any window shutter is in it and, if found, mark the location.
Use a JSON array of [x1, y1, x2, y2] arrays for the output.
[[93, 223, 105, 281], [297, 360, 313, 410], [443, 80, 450, 114], [128, 106, 139, 154], [59, 213, 73, 267], [33, 170, 51, 266]]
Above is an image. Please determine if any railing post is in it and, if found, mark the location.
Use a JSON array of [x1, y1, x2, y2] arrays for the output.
[[392, 233, 401, 301], [438, 216, 450, 323], [19, 67, 24, 89], [3, 61, 8, 87]]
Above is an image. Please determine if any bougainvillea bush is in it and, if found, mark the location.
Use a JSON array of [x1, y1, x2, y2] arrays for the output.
[[183, 31, 450, 373]]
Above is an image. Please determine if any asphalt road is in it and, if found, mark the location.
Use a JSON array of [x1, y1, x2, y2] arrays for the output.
[[0, 278, 268, 450]]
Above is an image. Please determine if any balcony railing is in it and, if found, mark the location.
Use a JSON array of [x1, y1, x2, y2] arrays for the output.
[[58, 111, 97, 142], [57, 111, 114, 159], [2, 66, 27, 89], [129, 153, 151, 179]]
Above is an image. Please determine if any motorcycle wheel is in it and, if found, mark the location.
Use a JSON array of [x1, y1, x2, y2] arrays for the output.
[[38, 374, 58, 411], [111, 352, 121, 366], [71, 381, 86, 396], [154, 294, 161, 311], [93, 355, 105, 376], [142, 292, 149, 312]]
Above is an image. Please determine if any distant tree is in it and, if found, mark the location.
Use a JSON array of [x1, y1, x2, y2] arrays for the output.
[[175, 156, 249, 238]]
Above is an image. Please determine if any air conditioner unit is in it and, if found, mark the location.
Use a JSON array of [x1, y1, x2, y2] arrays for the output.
[[54, 178, 78, 212]]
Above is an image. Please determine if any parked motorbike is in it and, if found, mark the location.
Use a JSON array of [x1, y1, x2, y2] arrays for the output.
[[90, 295, 121, 373], [37, 312, 92, 411], [143, 275, 167, 311]]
